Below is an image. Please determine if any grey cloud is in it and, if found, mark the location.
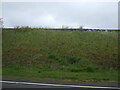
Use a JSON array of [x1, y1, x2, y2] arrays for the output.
[[3, 2, 118, 29]]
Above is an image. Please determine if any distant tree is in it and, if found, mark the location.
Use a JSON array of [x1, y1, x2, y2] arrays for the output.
[[79, 25, 83, 30], [62, 25, 69, 29], [0, 18, 4, 28], [14, 26, 20, 29]]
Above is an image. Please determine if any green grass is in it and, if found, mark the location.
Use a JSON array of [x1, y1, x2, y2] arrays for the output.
[[3, 67, 118, 82], [0, 68, 2, 77], [2, 28, 119, 82]]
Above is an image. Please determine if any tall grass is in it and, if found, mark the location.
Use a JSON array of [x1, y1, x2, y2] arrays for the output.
[[3, 29, 118, 70], [2, 29, 119, 82]]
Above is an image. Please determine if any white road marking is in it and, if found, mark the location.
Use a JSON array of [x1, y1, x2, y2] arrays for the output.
[[0, 80, 120, 89]]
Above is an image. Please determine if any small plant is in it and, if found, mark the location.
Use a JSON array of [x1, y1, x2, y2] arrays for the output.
[[58, 58, 67, 65], [38, 70, 41, 73], [70, 67, 83, 72], [85, 65, 95, 72], [48, 53, 56, 59], [68, 56, 80, 64], [48, 53, 67, 65]]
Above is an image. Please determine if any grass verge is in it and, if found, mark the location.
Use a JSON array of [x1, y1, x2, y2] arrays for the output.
[[3, 67, 118, 82], [2, 29, 119, 82]]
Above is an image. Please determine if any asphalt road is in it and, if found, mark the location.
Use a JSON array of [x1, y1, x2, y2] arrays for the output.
[[1, 78, 120, 90]]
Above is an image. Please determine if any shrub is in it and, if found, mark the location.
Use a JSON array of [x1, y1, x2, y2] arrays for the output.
[[85, 65, 95, 72], [48, 53, 56, 59], [48, 53, 67, 65], [68, 56, 80, 64], [14, 26, 31, 32], [58, 58, 67, 65], [70, 67, 83, 72]]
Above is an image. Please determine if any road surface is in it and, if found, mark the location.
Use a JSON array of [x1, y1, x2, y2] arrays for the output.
[[1, 78, 120, 90]]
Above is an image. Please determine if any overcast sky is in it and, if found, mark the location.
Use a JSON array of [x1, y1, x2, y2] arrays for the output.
[[2, 2, 118, 29]]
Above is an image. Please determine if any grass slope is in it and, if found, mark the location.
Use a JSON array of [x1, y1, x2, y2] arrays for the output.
[[2, 29, 119, 82]]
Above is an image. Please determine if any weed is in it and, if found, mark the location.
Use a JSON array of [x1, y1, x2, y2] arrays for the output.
[[85, 65, 95, 72], [48, 53, 57, 60], [68, 56, 80, 64], [69, 67, 83, 72]]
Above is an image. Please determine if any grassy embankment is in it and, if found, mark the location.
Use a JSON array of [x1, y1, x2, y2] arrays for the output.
[[2, 28, 119, 82]]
